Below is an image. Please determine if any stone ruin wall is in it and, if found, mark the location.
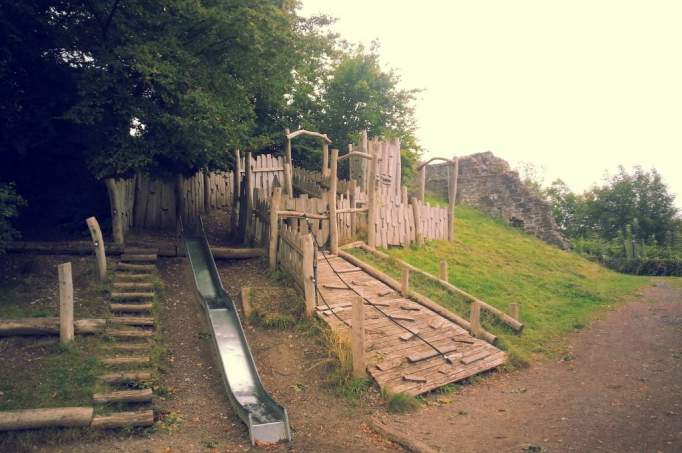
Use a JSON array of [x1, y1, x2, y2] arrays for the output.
[[426, 152, 570, 249]]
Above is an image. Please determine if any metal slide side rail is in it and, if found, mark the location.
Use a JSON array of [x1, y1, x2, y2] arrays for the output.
[[183, 218, 291, 445]]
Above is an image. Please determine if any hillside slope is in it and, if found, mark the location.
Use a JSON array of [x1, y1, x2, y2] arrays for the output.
[[352, 205, 648, 367]]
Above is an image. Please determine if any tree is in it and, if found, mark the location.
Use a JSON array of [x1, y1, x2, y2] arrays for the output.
[[545, 179, 587, 237], [0, 183, 25, 253]]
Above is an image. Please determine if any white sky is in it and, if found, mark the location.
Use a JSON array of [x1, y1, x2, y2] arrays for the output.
[[300, 0, 682, 208]]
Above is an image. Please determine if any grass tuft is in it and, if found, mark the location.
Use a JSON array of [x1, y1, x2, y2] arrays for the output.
[[385, 391, 421, 413]]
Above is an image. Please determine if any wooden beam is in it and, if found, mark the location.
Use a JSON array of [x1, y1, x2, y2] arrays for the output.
[[241, 287, 252, 318], [85, 217, 107, 281], [352, 295, 365, 377], [0, 407, 93, 431], [105, 178, 125, 244], [349, 179, 357, 237], [329, 148, 339, 254], [58, 262, 74, 344], [286, 129, 332, 143], [283, 129, 293, 196], [337, 151, 374, 162], [0, 318, 105, 336], [90, 410, 154, 429], [322, 142, 330, 177], [411, 197, 423, 245], [302, 234, 315, 318], [277, 211, 328, 220], [470, 301, 481, 339], [400, 267, 410, 296], [416, 156, 454, 170]]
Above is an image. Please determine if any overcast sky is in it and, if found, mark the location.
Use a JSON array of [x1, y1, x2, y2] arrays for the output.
[[300, 1, 682, 208]]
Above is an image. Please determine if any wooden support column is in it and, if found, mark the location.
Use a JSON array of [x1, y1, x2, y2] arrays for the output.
[[351, 295, 365, 378], [367, 144, 378, 249], [439, 260, 448, 282], [283, 128, 293, 196], [105, 178, 125, 244], [58, 262, 74, 344], [268, 187, 282, 271], [329, 148, 339, 254], [243, 151, 254, 246], [232, 149, 242, 233], [510, 303, 520, 321], [85, 217, 106, 281], [448, 157, 459, 241], [411, 197, 423, 246], [401, 267, 410, 296], [322, 142, 329, 178], [470, 301, 481, 338], [302, 233, 315, 317], [418, 164, 426, 202], [349, 179, 357, 237]]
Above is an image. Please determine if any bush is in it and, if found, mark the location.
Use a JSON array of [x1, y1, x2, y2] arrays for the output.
[[604, 258, 682, 276], [0, 182, 25, 253]]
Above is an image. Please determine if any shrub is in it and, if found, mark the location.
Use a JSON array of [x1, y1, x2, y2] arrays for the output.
[[0, 182, 25, 253]]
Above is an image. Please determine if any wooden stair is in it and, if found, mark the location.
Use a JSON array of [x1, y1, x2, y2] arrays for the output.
[[111, 292, 155, 301], [113, 282, 154, 290], [110, 303, 153, 313], [93, 389, 153, 404], [100, 371, 152, 384], [108, 316, 155, 327], [91, 410, 154, 429], [117, 262, 155, 273], [121, 254, 158, 263], [102, 356, 151, 366]]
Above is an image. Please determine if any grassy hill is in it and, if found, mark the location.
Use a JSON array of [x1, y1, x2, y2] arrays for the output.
[[351, 205, 649, 368]]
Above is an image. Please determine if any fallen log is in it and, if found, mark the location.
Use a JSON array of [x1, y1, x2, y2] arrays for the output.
[[90, 410, 154, 429], [0, 407, 93, 431], [0, 318, 106, 337]]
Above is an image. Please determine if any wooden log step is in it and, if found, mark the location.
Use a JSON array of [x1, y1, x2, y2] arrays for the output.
[[124, 246, 158, 255], [0, 318, 106, 337], [90, 410, 154, 429], [93, 389, 153, 404], [110, 303, 153, 313], [102, 356, 151, 366], [113, 282, 154, 290], [114, 273, 152, 281], [0, 407, 94, 431], [117, 263, 155, 273], [120, 254, 158, 263], [108, 317, 155, 327], [111, 292, 155, 301], [99, 371, 152, 384], [107, 342, 152, 352], [107, 329, 153, 339]]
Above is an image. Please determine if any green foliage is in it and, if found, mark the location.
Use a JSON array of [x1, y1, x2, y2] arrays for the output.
[[385, 391, 421, 413], [0, 183, 25, 252], [351, 205, 647, 365]]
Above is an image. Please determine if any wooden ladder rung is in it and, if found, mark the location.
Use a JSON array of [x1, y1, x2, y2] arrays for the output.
[[93, 388, 153, 404]]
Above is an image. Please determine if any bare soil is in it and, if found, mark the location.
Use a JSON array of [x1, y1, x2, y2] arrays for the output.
[[378, 281, 682, 453]]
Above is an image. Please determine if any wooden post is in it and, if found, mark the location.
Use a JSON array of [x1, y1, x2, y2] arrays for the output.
[[367, 143, 378, 249], [510, 303, 519, 321], [240, 287, 252, 319], [448, 157, 459, 241], [232, 149, 242, 233], [470, 301, 481, 338], [85, 217, 106, 281], [105, 178, 124, 244], [58, 262, 74, 344], [418, 164, 426, 202], [268, 187, 282, 271], [411, 197, 423, 246], [203, 170, 210, 213], [175, 174, 185, 232], [243, 151, 253, 246], [439, 260, 448, 282], [322, 142, 329, 178], [302, 233, 315, 317], [284, 128, 293, 196], [349, 179, 357, 238], [400, 267, 410, 296], [329, 148, 339, 254], [361, 130, 368, 190], [351, 295, 365, 378]]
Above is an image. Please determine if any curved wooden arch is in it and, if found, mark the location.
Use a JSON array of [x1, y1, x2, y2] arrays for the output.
[[416, 156, 455, 170], [286, 129, 332, 144]]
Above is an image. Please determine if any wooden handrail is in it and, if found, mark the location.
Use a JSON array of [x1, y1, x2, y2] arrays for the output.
[[277, 210, 328, 220], [338, 151, 375, 161]]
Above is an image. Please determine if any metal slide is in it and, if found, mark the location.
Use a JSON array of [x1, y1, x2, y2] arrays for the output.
[[183, 221, 291, 445]]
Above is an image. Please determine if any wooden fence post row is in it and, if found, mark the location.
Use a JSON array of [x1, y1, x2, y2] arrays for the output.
[[328, 148, 339, 254]]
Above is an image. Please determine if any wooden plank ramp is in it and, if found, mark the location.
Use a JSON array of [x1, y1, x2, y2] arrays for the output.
[[315, 252, 506, 396]]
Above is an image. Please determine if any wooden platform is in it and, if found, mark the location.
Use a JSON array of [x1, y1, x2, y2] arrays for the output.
[[316, 253, 506, 396]]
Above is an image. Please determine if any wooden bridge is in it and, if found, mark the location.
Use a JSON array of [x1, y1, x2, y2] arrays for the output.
[[315, 252, 507, 396]]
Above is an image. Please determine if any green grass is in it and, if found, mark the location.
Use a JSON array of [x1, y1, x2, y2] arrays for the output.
[[384, 391, 421, 413], [352, 205, 648, 367]]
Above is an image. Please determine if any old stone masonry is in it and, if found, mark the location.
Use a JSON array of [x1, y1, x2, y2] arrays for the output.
[[426, 152, 570, 249]]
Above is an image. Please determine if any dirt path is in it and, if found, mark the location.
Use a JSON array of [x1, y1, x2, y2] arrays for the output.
[[379, 282, 682, 453]]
